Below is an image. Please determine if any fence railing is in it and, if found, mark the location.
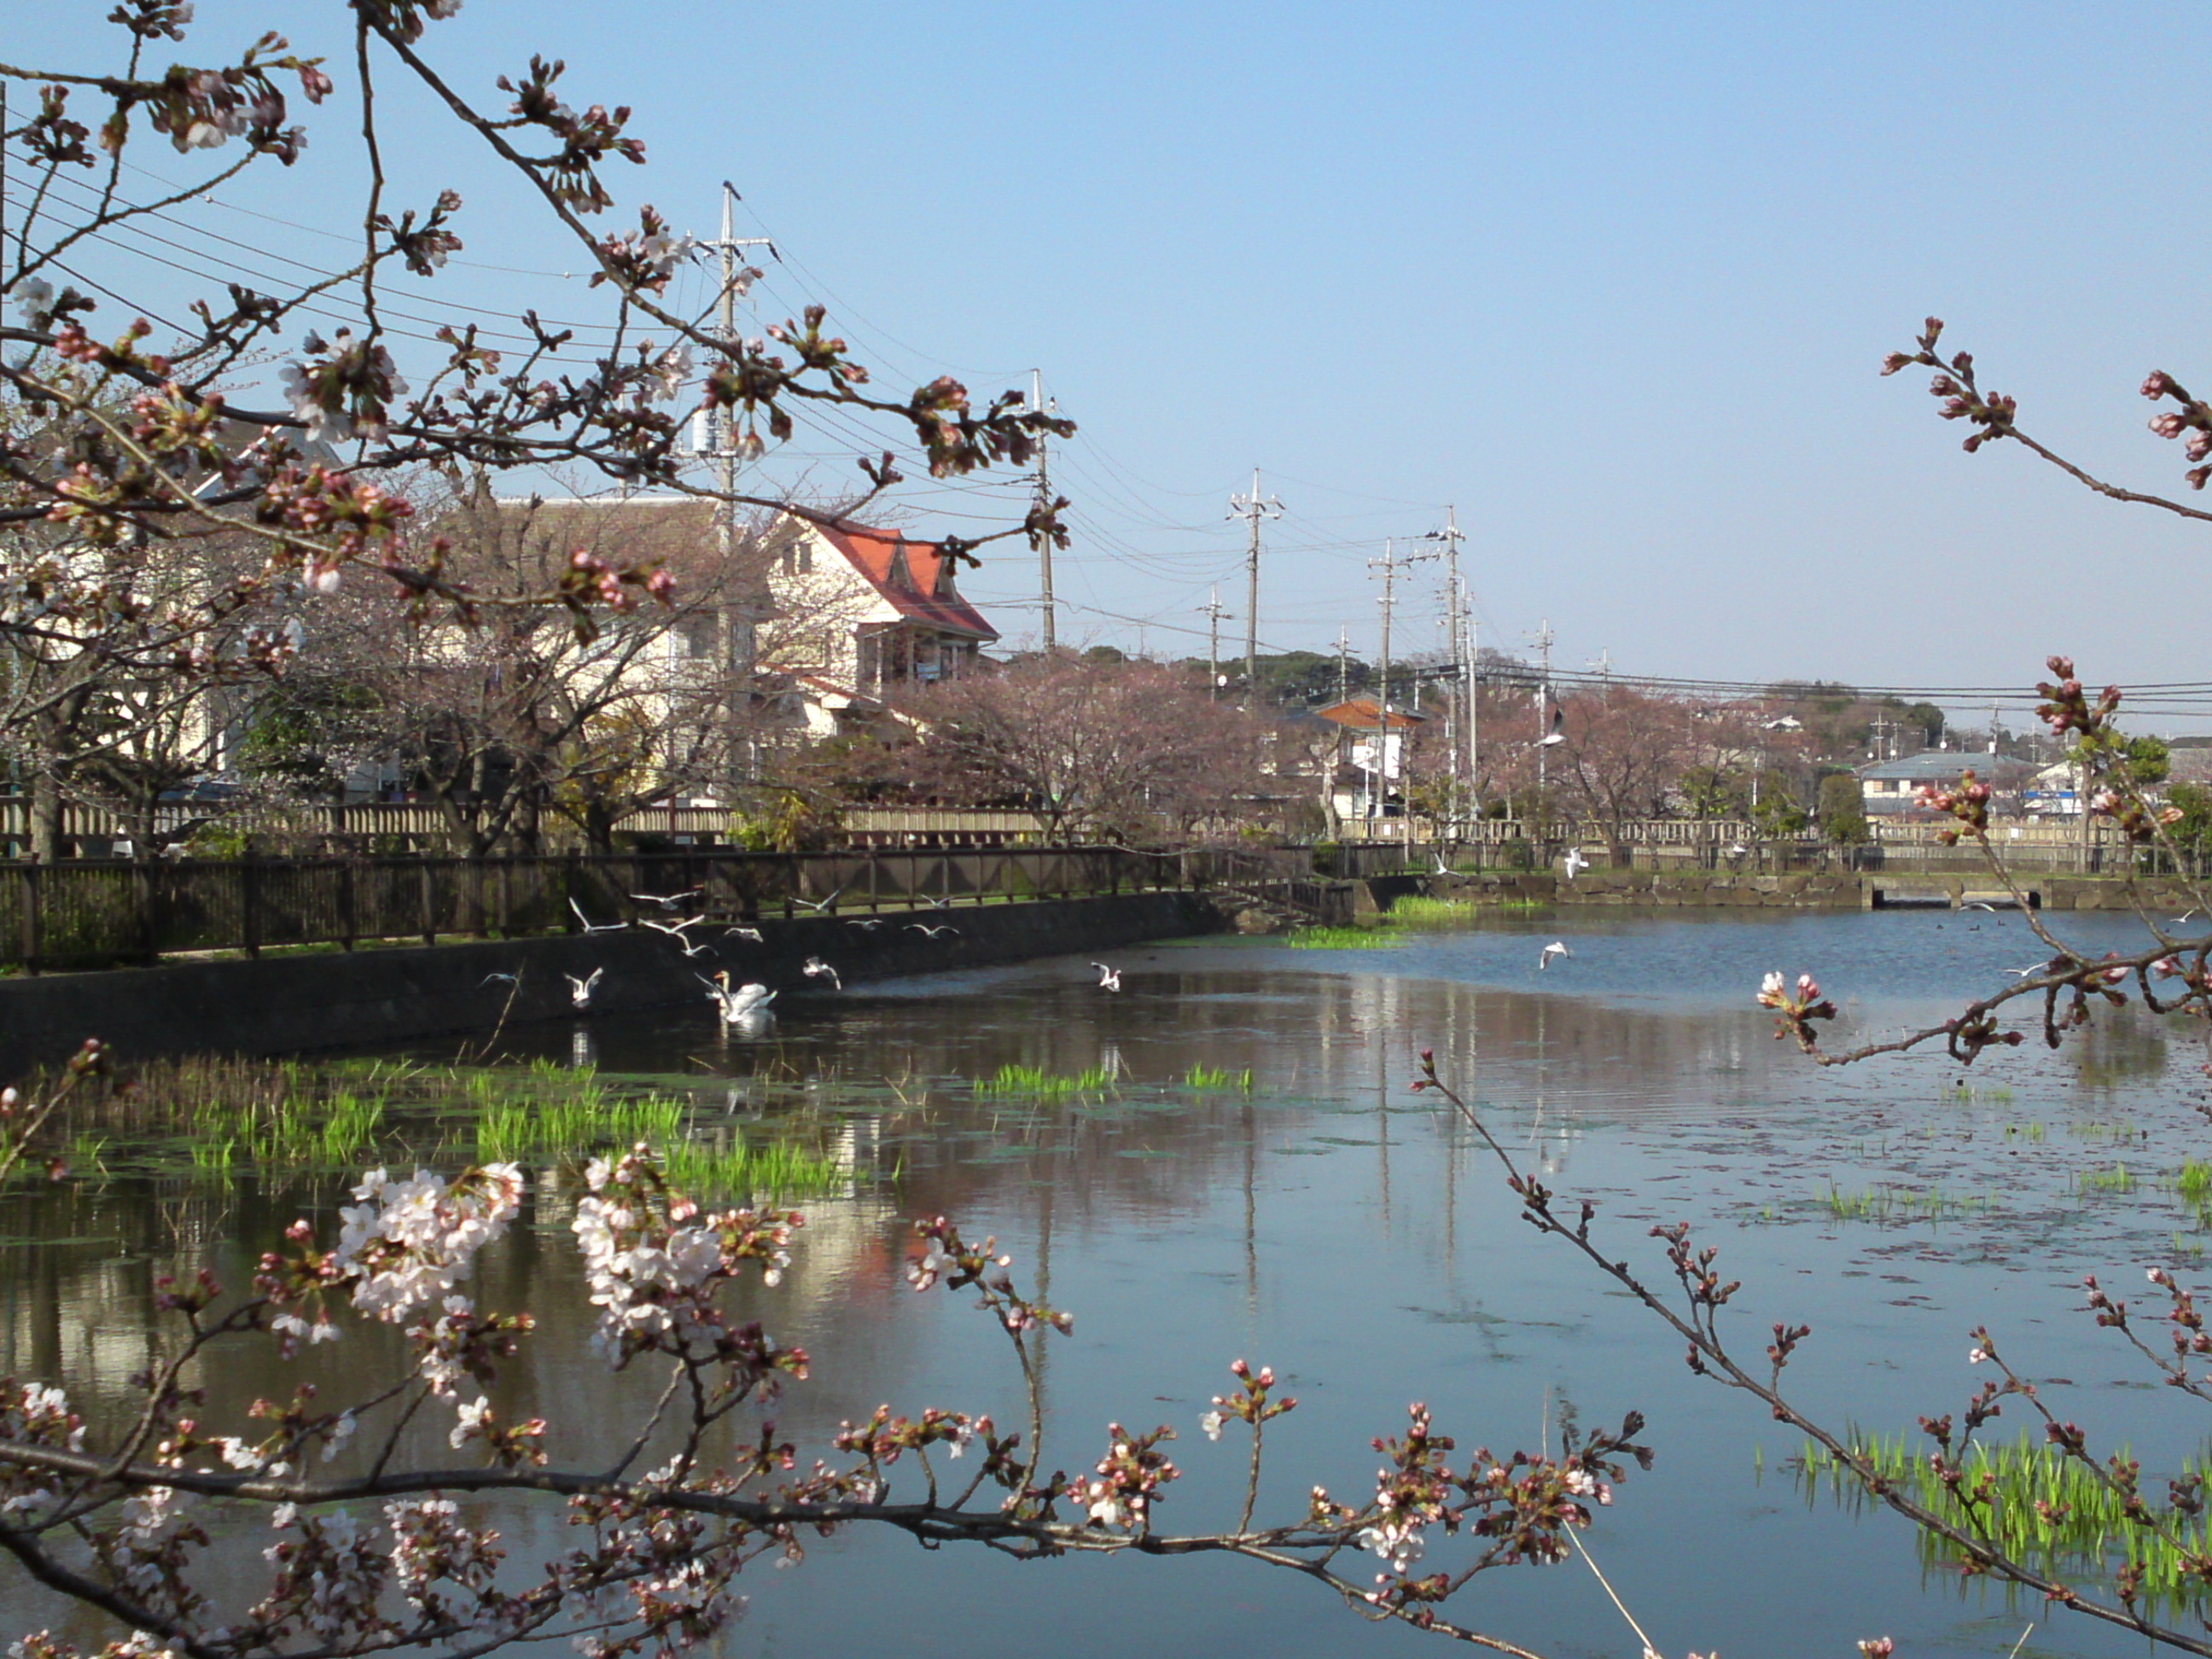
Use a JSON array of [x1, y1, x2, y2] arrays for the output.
[[0, 843, 1389, 972]]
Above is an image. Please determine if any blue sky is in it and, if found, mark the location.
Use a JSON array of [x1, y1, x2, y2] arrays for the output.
[[12, 3, 2211, 723]]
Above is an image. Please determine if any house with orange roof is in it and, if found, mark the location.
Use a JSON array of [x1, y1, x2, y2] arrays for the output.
[[760, 514, 1000, 736]]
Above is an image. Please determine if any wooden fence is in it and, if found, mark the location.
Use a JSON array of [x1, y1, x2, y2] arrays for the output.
[[0, 843, 1394, 972]]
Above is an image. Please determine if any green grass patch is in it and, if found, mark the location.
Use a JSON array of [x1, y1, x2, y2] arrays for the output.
[[1182, 1064, 1254, 1091], [1286, 924, 1397, 949], [1798, 1433, 2212, 1613], [975, 1064, 1115, 1100], [1823, 1184, 1990, 1223], [2076, 1162, 2137, 1195]]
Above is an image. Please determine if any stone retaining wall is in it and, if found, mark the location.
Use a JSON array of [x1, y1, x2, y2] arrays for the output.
[[0, 891, 1221, 1076], [1429, 870, 2207, 913]]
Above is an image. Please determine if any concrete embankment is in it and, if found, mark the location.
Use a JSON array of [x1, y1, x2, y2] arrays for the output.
[[1429, 870, 2205, 912], [0, 891, 1222, 1076]]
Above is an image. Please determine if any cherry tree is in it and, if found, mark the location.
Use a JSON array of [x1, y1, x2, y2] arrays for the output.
[[0, 0, 1068, 855]]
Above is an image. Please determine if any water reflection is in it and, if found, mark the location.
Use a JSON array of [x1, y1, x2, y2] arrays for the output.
[[4, 909, 2204, 1656]]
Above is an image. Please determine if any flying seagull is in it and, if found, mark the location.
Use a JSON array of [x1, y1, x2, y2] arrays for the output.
[[480, 971, 519, 987], [906, 923, 961, 938], [1563, 847, 1590, 880], [845, 917, 885, 932], [1538, 941, 1572, 970], [794, 888, 847, 914], [567, 968, 604, 1010], [1092, 962, 1122, 992], [723, 925, 765, 941], [568, 898, 628, 934], [802, 957, 842, 990], [629, 887, 704, 911]]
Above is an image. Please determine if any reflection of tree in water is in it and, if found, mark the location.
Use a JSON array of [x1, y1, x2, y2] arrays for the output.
[[2069, 1004, 2174, 1091]]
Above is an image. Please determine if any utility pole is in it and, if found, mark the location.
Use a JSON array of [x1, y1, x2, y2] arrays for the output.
[[1336, 627, 1350, 706], [1531, 618, 1556, 795], [696, 181, 774, 783], [1202, 586, 1227, 701], [1422, 505, 1469, 796], [1033, 368, 1057, 653], [1464, 585, 1480, 815], [1369, 538, 1436, 822], [1226, 469, 1283, 706]]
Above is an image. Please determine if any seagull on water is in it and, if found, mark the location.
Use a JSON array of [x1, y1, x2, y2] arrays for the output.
[[568, 899, 628, 934], [802, 957, 842, 990], [1092, 962, 1122, 992], [1537, 941, 1572, 970], [567, 968, 604, 1010], [906, 923, 960, 938], [699, 970, 774, 1023]]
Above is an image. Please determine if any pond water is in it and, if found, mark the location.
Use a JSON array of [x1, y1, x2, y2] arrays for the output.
[[7, 903, 2211, 1658]]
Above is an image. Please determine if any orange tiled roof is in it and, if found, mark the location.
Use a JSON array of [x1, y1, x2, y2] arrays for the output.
[[1315, 696, 1426, 731], [812, 521, 998, 640]]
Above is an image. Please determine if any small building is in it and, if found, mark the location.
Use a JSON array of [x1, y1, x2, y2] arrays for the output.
[[1312, 696, 1427, 821], [1855, 754, 1965, 815]]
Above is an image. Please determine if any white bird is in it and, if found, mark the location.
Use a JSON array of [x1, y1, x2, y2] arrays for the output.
[[568, 898, 628, 934], [794, 888, 846, 914], [1536, 731, 1567, 748], [802, 957, 842, 990], [1537, 941, 1572, 970], [1092, 962, 1122, 992], [1563, 847, 1590, 880], [1726, 843, 1749, 858], [567, 968, 604, 1010], [724, 925, 765, 941], [480, 971, 519, 987], [906, 923, 961, 938], [1430, 852, 1453, 876], [2174, 909, 2204, 928], [1963, 901, 1999, 912], [629, 887, 704, 911], [845, 917, 884, 932], [699, 970, 774, 1022], [918, 893, 957, 911], [641, 915, 707, 938]]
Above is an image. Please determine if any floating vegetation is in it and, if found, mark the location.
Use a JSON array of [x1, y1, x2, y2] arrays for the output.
[[1797, 1433, 2212, 1614], [1822, 1184, 1990, 1223], [1182, 1065, 1254, 1091], [975, 1064, 1115, 1101], [2076, 1163, 2138, 1196], [2002, 1122, 2046, 1143]]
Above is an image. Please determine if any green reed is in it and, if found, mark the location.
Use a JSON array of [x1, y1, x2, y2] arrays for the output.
[[2076, 1163, 2137, 1195], [1823, 1184, 1989, 1223], [1798, 1433, 2212, 1612], [975, 1064, 1115, 1100], [1182, 1064, 1254, 1091]]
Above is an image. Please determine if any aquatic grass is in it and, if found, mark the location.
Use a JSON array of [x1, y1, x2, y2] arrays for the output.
[[1823, 1184, 1989, 1223], [2076, 1163, 2137, 1196], [975, 1064, 1115, 1101], [2002, 1122, 2046, 1143], [1947, 1082, 2014, 1103], [1182, 1065, 1254, 1091], [1286, 924, 1398, 950], [1798, 1433, 2212, 1612], [1386, 895, 1479, 927]]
